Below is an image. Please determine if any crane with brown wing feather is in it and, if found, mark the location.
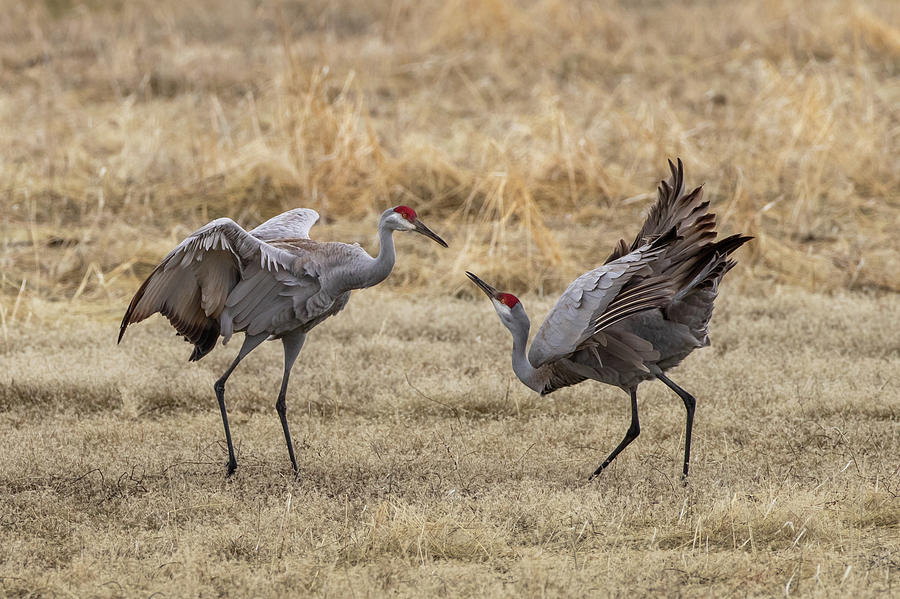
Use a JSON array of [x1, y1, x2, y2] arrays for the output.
[[119, 206, 447, 477], [467, 159, 751, 479]]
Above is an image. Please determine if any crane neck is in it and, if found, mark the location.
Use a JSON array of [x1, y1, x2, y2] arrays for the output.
[[358, 218, 397, 289], [509, 314, 544, 394]]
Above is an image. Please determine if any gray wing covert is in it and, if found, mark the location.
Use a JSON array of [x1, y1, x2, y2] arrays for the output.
[[529, 252, 646, 368], [528, 231, 678, 369], [250, 208, 320, 241], [223, 239, 370, 341], [222, 254, 320, 340]]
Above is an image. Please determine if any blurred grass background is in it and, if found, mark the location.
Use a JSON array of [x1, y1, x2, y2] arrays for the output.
[[1, 0, 898, 322]]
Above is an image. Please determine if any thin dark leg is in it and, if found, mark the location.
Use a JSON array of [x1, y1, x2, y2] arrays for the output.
[[214, 333, 268, 476], [590, 387, 639, 479], [656, 372, 696, 479], [276, 331, 306, 477]]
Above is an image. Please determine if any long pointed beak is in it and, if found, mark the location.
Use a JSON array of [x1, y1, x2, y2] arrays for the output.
[[412, 218, 448, 248], [465, 271, 499, 299]]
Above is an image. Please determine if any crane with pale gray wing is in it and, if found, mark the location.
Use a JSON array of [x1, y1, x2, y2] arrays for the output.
[[467, 159, 751, 479], [119, 205, 447, 477]]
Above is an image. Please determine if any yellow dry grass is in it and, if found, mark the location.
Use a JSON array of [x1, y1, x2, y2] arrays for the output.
[[1, 0, 898, 597], [1, 288, 898, 597]]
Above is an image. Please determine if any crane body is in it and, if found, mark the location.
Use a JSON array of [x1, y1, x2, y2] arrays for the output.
[[467, 160, 751, 479], [119, 206, 447, 476]]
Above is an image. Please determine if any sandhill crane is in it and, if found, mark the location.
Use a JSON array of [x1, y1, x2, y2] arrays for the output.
[[119, 205, 447, 477], [466, 160, 751, 479]]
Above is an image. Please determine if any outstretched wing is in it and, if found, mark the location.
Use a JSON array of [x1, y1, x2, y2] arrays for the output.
[[605, 159, 751, 344], [534, 160, 751, 390], [528, 229, 678, 369], [250, 208, 320, 241], [605, 158, 710, 264], [119, 217, 306, 361]]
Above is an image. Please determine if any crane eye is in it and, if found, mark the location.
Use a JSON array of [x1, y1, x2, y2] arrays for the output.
[[498, 293, 519, 308], [393, 205, 417, 222]]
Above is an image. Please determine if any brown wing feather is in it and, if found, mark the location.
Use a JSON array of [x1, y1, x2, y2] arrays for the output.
[[587, 161, 752, 341], [118, 251, 233, 362], [604, 158, 712, 264], [118, 217, 300, 361], [538, 160, 751, 390]]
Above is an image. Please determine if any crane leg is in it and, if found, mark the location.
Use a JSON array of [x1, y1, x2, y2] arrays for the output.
[[276, 331, 306, 478], [589, 387, 639, 479], [214, 332, 268, 476], [656, 372, 696, 479]]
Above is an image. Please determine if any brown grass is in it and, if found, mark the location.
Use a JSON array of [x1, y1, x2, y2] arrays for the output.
[[1, 288, 898, 597], [1, 0, 899, 597]]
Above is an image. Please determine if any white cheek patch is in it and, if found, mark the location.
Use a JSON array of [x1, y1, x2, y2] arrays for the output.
[[392, 214, 415, 230], [492, 300, 512, 318]]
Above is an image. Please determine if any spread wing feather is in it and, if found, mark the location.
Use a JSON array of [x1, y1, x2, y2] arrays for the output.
[[534, 159, 751, 392], [604, 158, 710, 264], [119, 216, 315, 361], [528, 228, 678, 369]]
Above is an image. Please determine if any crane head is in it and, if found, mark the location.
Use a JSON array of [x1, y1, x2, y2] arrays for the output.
[[385, 205, 449, 247], [465, 271, 526, 329]]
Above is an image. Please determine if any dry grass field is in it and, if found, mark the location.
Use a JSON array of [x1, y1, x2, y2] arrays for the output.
[[1, 0, 898, 596]]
